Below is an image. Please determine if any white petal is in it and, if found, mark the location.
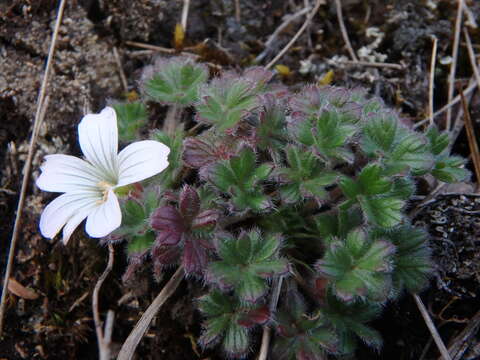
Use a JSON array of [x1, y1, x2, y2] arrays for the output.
[[117, 140, 170, 187], [36, 154, 104, 193], [78, 107, 119, 183], [40, 191, 100, 240], [85, 190, 121, 238], [62, 207, 93, 245]]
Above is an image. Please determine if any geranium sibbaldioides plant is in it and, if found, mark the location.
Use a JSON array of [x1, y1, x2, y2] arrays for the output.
[[37, 56, 469, 359]]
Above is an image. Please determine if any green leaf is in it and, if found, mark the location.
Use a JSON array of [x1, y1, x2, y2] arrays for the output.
[[113, 102, 148, 141], [362, 113, 398, 153], [223, 324, 249, 356], [324, 294, 383, 353], [144, 58, 208, 106], [385, 131, 433, 175], [256, 94, 288, 154], [209, 149, 270, 212], [196, 77, 259, 131], [358, 196, 404, 228], [151, 129, 185, 187], [358, 163, 392, 195], [210, 230, 287, 302], [279, 183, 302, 203], [388, 177, 416, 200], [123, 199, 146, 228], [425, 125, 450, 155], [432, 155, 469, 183], [127, 232, 155, 255], [372, 226, 432, 292], [317, 229, 395, 301], [339, 177, 361, 199]]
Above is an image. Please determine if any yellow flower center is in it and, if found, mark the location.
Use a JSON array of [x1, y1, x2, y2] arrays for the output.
[[97, 181, 114, 204]]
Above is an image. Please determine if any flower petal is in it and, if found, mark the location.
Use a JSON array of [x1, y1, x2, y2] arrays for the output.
[[78, 107, 119, 183], [36, 154, 104, 193], [117, 140, 170, 187], [85, 190, 121, 238], [40, 191, 100, 240], [62, 207, 94, 245]]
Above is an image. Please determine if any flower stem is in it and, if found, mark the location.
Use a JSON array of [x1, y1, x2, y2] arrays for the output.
[[117, 265, 184, 360], [163, 104, 181, 135]]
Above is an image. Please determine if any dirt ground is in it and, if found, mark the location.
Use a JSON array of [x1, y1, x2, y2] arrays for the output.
[[1, 0, 480, 359]]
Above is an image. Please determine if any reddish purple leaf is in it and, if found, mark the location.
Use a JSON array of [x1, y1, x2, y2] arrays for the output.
[[243, 67, 273, 87], [192, 209, 220, 229], [298, 349, 323, 360], [237, 306, 270, 327], [155, 231, 183, 246], [152, 244, 180, 267], [183, 137, 218, 168], [183, 236, 208, 274], [151, 206, 184, 231], [179, 185, 201, 222]]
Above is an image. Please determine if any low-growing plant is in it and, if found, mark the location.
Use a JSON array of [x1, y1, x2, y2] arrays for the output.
[[37, 56, 469, 359]]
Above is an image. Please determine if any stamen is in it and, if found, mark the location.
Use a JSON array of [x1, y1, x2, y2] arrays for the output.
[[97, 181, 114, 204]]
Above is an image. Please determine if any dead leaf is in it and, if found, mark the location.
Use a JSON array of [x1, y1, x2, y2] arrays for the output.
[[174, 23, 185, 49], [275, 64, 291, 76], [318, 70, 334, 85], [8, 278, 39, 300]]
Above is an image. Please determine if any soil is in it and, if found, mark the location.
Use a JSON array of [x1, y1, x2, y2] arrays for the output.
[[1, 0, 480, 359]]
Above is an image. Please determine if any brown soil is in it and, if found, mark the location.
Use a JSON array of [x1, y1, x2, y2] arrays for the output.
[[1, 0, 479, 359]]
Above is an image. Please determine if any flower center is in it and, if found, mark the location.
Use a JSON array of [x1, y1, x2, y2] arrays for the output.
[[97, 181, 114, 204]]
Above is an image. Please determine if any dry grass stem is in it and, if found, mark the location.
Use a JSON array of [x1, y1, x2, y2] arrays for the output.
[[163, 104, 180, 135], [265, 0, 323, 70], [235, 0, 241, 22], [117, 265, 185, 360], [463, 28, 480, 91], [125, 40, 176, 54], [459, 89, 480, 189], [446, 0, 464, 130], [414, 81, 477, 129], [334, 0, 358, 62], [429, 36, 438, 126], [335, 59, 404, 70], [92, 244, 115, 360], [413, 293, 452, 360], [444, 309, 480, 360], [181, 0, 191, 32], [258, 276, 284, 360], [113, 46, 129, 93], [0, 0, 67, 333], [255, 6, 311, 63]]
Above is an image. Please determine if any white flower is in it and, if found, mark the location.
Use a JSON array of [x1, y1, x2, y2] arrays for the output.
[[36, 107, 170, 244]]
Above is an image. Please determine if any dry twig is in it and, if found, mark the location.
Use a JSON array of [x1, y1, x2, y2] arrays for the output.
[[413, 293, 452, 360], [459, 88, 480, 188], [414, 81, 477, 130], [163, 104, 181, 135], [0, 0, 68, 337], [445, 309, 480, 360], [255, 6, 312, 63], [335, 59, 404, 70], [181, 0, 191, 32], [235, 0, 241, 23], [258, 276, 284, 360], [429, 36, 438, 126], [463, 28, 480, 91], [92, 244, 115, 360], [113, 46, 129, 93], [117, 265, 185, 360], [125, 40, 176, 54], [446, 0, 464, 130], [265, 0, 323, 70], [334, 0, 358, 62]]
